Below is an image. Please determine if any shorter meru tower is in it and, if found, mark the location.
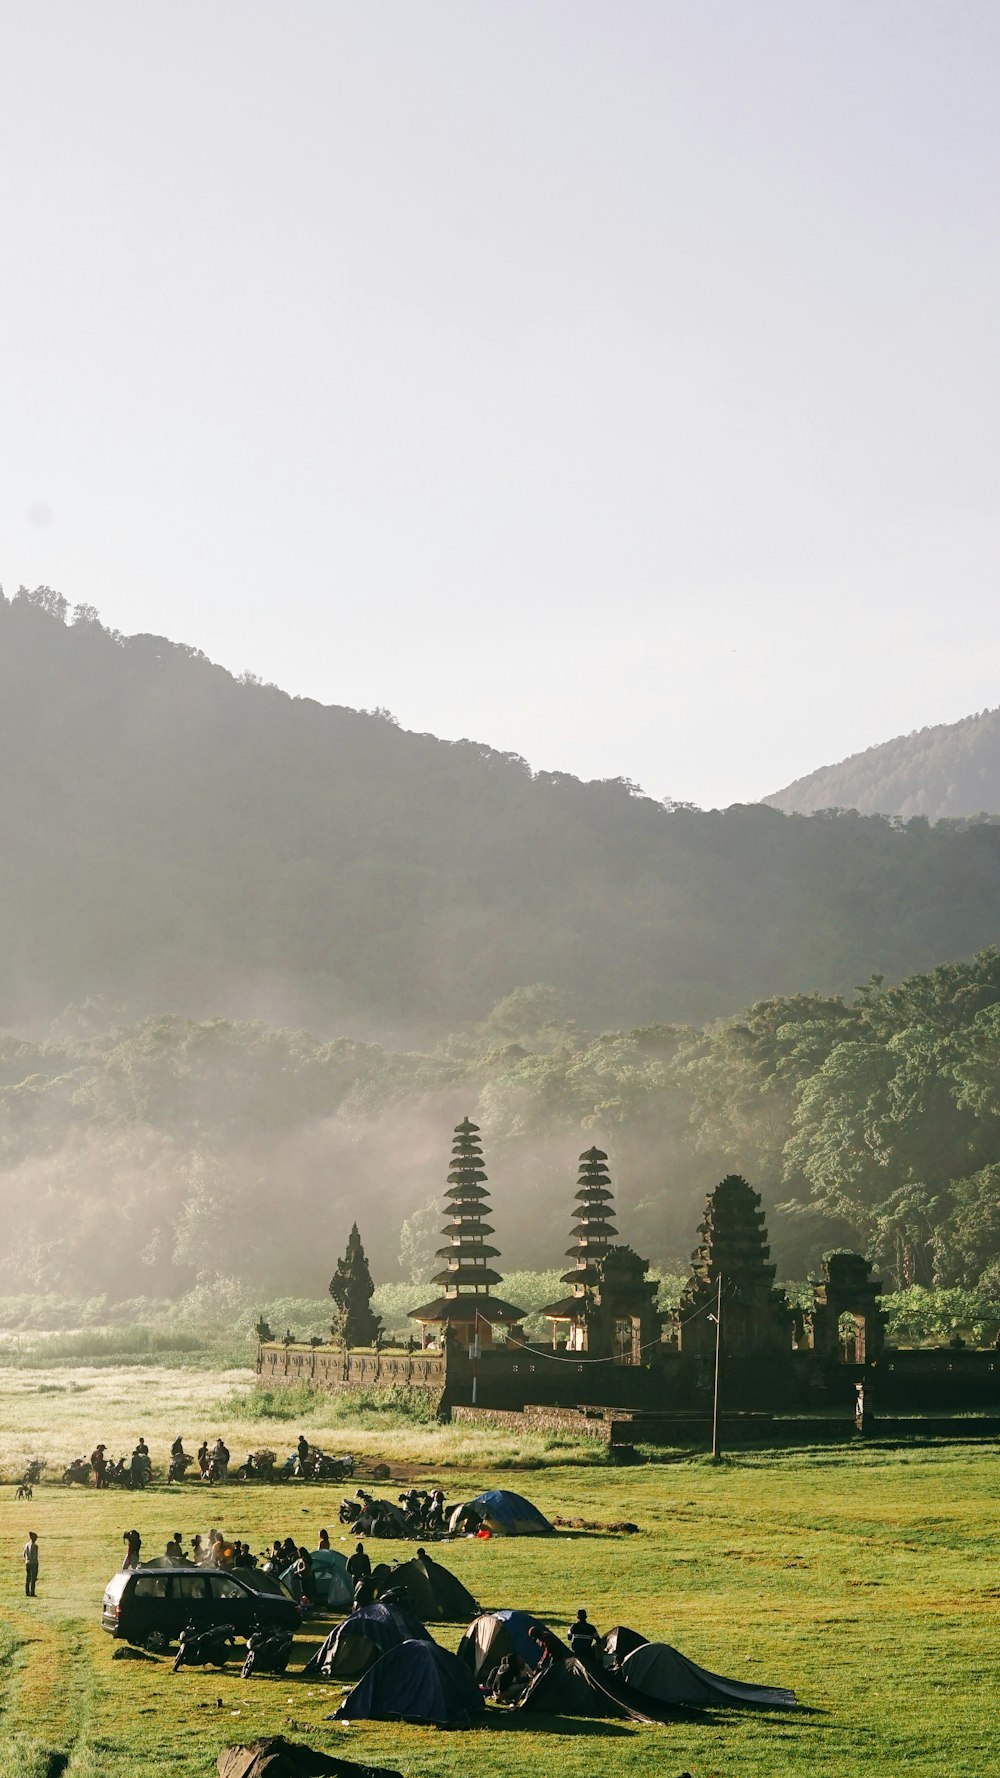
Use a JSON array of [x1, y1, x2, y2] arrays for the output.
[[541, 1146, 662, 1359]]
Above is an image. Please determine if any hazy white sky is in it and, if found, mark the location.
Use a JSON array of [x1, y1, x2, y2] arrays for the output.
[[2, 1, 998, 807]]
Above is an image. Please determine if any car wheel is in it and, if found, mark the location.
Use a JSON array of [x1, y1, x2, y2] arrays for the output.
[[145, 1630, 171, 1654]]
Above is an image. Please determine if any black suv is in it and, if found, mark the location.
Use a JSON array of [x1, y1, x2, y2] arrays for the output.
[[102, 1565, 298, 1647]]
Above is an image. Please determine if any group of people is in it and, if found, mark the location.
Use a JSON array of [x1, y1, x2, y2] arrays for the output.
[[84, 1439, 151, 1489], [170, 1436, 231, 1482], [117, 1524, 336, 1602]]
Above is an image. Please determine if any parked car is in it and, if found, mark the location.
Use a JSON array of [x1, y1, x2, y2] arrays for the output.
[[101, 1564, 298, 1648]]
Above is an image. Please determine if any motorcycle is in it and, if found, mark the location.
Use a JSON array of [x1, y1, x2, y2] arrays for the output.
[[172, 1621, 237, 1673], [339, 1497, 362, 1526], [167, 1451, 193, 1484], [62, 1459, 92, 1486], [240, 1623, 293, 1679], [235, 1449, 276, 1482]]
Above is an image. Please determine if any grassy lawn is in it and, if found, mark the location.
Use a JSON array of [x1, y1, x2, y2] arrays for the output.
[[0, 1366, 997, 1778]]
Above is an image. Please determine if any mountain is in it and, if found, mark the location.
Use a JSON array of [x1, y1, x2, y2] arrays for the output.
[[5, 584, 1000, 1042], [766, 707, 1000, 821]]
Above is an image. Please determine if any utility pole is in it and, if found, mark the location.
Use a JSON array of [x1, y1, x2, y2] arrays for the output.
[[711, 1272, 723, 1461]]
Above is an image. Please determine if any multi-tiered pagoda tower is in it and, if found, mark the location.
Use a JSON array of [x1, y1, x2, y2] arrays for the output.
[[679, 1174, 792, 1360], [409, 1117, 525, 1350], [541, 1146, 662, 1358]]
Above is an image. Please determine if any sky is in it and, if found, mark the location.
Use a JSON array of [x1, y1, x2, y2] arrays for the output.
[[1, 0, 998, 808]]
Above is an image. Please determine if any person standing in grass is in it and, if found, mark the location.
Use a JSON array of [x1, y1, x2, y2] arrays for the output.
[[567, 1609, 599, 1661], [23, 1532, 39, 1597]]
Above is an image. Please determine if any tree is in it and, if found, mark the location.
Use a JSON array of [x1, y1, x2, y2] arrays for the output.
[[329, 1222, 382, 1347]]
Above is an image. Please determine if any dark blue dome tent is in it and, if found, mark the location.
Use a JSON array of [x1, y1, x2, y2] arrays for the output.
[[451, 1489, 554, 1537], [303, 1602, 433, 1679], [336, 1639, 486, 1728]]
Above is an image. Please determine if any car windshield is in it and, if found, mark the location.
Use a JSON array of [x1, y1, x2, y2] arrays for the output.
[[238, 1569, 290, 1598]]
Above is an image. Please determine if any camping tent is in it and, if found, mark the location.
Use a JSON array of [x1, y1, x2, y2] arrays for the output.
[[456, 1611, 568, 1681], [465, 1490, 554, 1536], [619, 1642, 797, 1709], [218, 1734, 404, 1778], [337, 1640, 486, 1728], [383, 1555, 480, 1622], [304, 1603, 433, 1679], [517, 1656, 675, 1723], [308, 1550, 353, 1609], [601, 1624, 649, 1668]]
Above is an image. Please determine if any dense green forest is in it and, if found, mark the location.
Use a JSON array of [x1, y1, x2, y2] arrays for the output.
[[767, 705, 1000, 821], [6, 587, 1000, 1043], [3, 952, 1000, 1307]]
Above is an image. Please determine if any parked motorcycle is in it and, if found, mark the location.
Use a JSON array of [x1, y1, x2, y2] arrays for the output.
[[235, 1448, 277, 1482], [62, 1459, 92, 1486], [240, 1623, 293, 1679], [172, 1621, 236, 1673], [167, 1451, 193, 1484]]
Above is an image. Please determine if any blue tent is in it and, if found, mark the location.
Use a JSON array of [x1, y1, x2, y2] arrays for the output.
[[457, 1609, 568, 1680], [470, 1490, 554, 1535], [304, 1602, 433, 1679], [337, 1639, 486, 1728]]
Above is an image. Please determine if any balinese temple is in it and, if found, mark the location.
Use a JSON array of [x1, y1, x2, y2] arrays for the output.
[[409, 1117, 526, 1351], [678, 1173, 792, 1360], [541, 1147, 663, 1359], [541, 1146, 619, 1351]]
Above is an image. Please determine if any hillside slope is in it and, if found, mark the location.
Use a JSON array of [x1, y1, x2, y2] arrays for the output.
[[766, 707, 1000, 820], [4, 587, 1000, 1040]]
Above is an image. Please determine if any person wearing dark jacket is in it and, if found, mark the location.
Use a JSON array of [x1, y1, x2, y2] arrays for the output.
[[23, 1532, 39, 1596], [567, 1609, 599, 1660]]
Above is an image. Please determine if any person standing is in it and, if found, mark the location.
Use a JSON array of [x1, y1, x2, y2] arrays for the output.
[[567, 1609, 599, 1661], [23, 1532, 39, 1596]]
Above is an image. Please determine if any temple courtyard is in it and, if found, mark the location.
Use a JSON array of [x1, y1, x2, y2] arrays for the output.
[[0, 1375, 996, 1778]]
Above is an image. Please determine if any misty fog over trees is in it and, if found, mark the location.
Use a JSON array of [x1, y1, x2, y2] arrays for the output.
[[767, 706, 1000, 822], [4, 952, 1000, 1307], [5, 588, 1000, 1046]]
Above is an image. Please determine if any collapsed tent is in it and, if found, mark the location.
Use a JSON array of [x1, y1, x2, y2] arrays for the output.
[[601, 1624, 649, 1668], [337, 1640, 486, 1728], [466, 1490, 554, 1536], [456, 1610, 568, 1681], [303, 1603, 433, 1679], [217, 1735, 404, 1778], [517, 1656, 678, 1723], [620, 1642, 797, 1710], [383, 1554, 480, 1622]]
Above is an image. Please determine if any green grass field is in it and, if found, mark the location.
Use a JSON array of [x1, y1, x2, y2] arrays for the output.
[[0, 1366, 997, 1778]]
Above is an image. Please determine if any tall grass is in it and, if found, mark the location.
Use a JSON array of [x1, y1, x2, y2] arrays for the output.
[[215, 1379, 436, 1425], [0, 1327, 205, 1368]]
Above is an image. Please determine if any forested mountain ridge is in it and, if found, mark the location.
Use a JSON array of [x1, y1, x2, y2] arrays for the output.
[[5, 585, 1000, 1041], [766, 706, 1000, 821]]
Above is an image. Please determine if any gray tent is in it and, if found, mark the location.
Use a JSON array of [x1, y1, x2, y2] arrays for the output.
[[304, 1604, 433, 1680], [217, 1735, 400, 1778], [620, 1642, 797, 1709], [217, 1735, 403, 1778], [382, 1555, 480, 1622], [600, 1624, 648, 1668], [517, 1655, 678, 1723]]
